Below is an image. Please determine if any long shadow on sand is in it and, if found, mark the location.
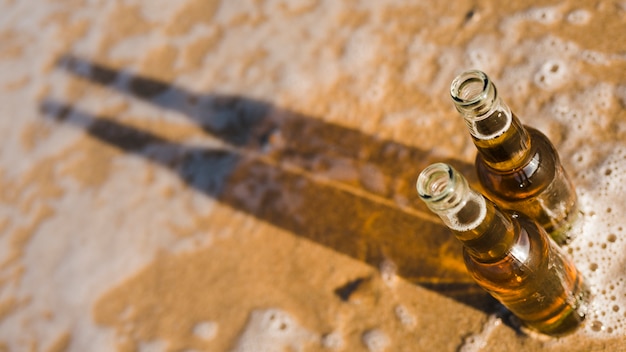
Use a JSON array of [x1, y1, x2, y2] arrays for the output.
[[41, 55, 498, 313]]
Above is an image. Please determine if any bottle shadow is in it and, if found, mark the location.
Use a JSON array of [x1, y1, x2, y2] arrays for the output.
[[40, 55, 499, 313]]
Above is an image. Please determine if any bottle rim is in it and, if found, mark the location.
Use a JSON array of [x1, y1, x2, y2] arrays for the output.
[[416, 162, 456, 202], [450, 70, 490, 107], [417, 162, 488, 231]]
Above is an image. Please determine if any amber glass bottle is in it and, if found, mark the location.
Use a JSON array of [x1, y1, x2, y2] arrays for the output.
[[417, 163, 588, 336], [450, 70, 578, 245]]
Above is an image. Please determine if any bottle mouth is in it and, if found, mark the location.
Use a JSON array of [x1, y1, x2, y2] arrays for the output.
[[450, 70, 497, 118], [417, 163, 455, 202], [450, 70, 489, 106], [417, 163, 487, 231]]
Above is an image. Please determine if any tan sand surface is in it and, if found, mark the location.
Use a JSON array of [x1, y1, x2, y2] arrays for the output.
[[1, 0, 626, 350]]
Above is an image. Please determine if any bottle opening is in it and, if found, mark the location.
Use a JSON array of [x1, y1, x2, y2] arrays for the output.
[[417, 163, 488, 231], [450, 70, 489, 106], [450, 70, 513, 140], [416, 163, 454, 201]]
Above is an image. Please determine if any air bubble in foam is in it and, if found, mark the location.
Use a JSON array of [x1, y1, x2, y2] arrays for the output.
[[580, 50, 610, 65], [590, 83, 615, 111], [523, 5, 563, 24], [533, 60, 567, 90], [321, 332, 343, 350], [341, 26, 381, 73], [464, 35, 503, 74], [232, 308, 316, 352], [379, 259, 397, 286], [138, 340, 168, 352], [466, 50, 492, 71], [394, 304, 416, 327], [458, 315, 501, 352], [566, 9, 592, 25], [590, 320, 604, 332], [361, 329, 390, 352], [547, 83, 614, 138], [192, 321, 218, 340]]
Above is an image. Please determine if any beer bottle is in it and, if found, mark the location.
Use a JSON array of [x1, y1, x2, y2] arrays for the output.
[[450, 70, 578, 244], [417, 162, 588, 335]]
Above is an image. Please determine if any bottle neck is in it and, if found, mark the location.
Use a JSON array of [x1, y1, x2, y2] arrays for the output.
[[451, 70, 532, 170], [417, 163, 516, 262]]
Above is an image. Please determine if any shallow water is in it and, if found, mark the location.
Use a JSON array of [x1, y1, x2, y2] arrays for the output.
[[1, 0, 626, 350]]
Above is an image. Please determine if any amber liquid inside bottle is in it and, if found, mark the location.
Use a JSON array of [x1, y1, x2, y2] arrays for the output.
[[473, 116, 579, 245], [462, 212, 587, 336], [418, 163, 588, 336]]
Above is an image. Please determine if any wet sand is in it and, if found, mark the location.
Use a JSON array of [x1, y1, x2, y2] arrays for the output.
[[1, 0, 626, 350]]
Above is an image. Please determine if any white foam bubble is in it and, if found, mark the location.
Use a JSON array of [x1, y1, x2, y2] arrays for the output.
[[522, 5, 563, 24], [533, 59, 568, 90], [458, 315, 502, 352], [341, 26, 381, 73], [404, 35, 439, 86], [192, 321, 218, 340], [379, 259, 398, 286], [394, 304, 416, 327], [321, 331, 344, 350], [361, 329, 390, 352], [232, 308, 317, 352], [566, 9, 592, 25], [580, 50, 610, 65], [464, 35, 504, 74], [138, 339, 168, 352], [546, 83, 615, 142]]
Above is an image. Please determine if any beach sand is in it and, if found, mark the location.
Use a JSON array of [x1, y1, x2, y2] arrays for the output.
[[1, 0, 625, 350]]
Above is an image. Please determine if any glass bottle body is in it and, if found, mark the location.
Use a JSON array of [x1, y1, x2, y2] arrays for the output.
[[463, 215, 587, 335], [474, 123, 578, 244], [417, 163, 587, 336], [450, 70, 578, 244]]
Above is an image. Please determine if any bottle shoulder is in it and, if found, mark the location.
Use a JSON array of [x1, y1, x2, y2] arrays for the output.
[[476, 127, 560, 200], [463, 216, 550, 292]]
